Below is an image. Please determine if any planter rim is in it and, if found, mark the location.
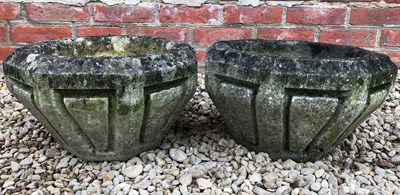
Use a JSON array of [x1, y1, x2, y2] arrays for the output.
[[207, 39, 391, 63], [3, 36, 197, 88], [206, 39, 398, 91], [3, 36, 196, 75]]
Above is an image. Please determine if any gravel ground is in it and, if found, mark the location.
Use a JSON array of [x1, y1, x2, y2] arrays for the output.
[[0, 72, 400, 195]]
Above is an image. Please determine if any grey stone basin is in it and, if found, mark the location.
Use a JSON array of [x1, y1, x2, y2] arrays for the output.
[[3, 36, 197, 161], [206, 40, 397, 162]]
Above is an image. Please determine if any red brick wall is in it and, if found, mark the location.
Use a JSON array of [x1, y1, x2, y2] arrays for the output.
[[0, 1, 399, 67]]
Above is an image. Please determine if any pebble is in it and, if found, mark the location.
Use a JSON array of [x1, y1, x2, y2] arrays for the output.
[[249, 173, 262, 183], [375, 167, 386, 175], [310, 182, 321, 192], [196, 178, 212, 189], [263, 172, 279, 182], [122, 164, 143, 178], [189, 165, 207, 179], [319, 188, 331, 195], [169, 149, 187, 162], [160, 180, 170, 189], [10, 161, 21, 172], [282, 159, 297, 170], [292, 188, 300, 195], [276, 186, 291, 194], [3, 180, 14, 188], [20, 156, 33, 165], [301, 168, 315, 175], [314, 169, 325, 178], [321, 180, 329, 189], [103, 171, 115, 181], [55, 156, 69, 170], [179, 174, 192, 186], [391, 155, 400, 165]]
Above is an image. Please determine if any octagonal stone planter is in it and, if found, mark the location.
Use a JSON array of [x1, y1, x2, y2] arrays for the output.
[[3, 36, 197, 161], [206, 40, 397, 162]]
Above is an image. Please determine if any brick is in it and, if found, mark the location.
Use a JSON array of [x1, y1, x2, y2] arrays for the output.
[[11, 25, 71, 43], [287, 7, 346, 25], [0, 24, 6, 42], [257, 28, 314, 42], [194, 28, 252, 46], [381, 52, 400, 67], [381, 30, 400, 47], [0, 47, 16, 62], [130, 27, 190, 41], [224, 5, 282, 24], [385, 0, 400, 3], [26, 3, 89, 22], [93, 3, 155, 23], [77, 26, 126, 37], [350, 8, 400, 26], [196, 50, 206, 66], [319, 29, 377, 47], [322, 0, 377, 1], [0, 3, 21, 20], [160, 4, 219, 24]]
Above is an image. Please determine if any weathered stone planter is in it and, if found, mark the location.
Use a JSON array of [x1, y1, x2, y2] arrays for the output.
[[206, 40, 397, 162], [3, 36, 197, 161]]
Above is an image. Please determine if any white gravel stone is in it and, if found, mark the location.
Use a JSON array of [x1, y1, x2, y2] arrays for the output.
[[276, 186, 291, 194], [20, 156, 33, 165], [179, 174, 192, 186], [310, 182, 321, 192], [10, 161, 21, 172], [314, 169, 325, 178], [391, 155, 400, 165], [160, 180, 170, 189], [291, 188, 300, 195], [196, 178, 212, 189], [169, 148, 187, 162], [189, 165, 207, 179], [319, 188, 331, 195], [122, 164, 143, 179], [3, 180, 14, 188], [249, 173, 262, 183], [321, 180, 329, 189], [55, 156, 69, 170], [263, 172, 279, 182], [282, 159, 296, 170]]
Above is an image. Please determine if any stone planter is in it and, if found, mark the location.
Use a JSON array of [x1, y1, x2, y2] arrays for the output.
[[206, 40, 397, 162], [3, 36, 197, 161]]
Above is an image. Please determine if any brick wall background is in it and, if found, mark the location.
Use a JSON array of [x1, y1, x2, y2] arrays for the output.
[[0, 0, 399, 67]]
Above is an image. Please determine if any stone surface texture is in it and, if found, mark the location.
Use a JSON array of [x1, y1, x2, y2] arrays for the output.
[[206, 40, 398, 162], [3, 36, 197, 161]]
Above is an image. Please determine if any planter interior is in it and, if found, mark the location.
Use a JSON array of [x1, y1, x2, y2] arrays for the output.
[[3, 36, 197, 161], [206, 40, 398, 162]]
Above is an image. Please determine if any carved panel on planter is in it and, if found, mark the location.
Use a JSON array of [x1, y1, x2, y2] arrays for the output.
[[215, 75, 260, 145], [6, 78, 68, 146], [140, 78, 188, 143], [330, 83, 391, 148], [288, 96, 338, 152], [64, 97, 110, 151]]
